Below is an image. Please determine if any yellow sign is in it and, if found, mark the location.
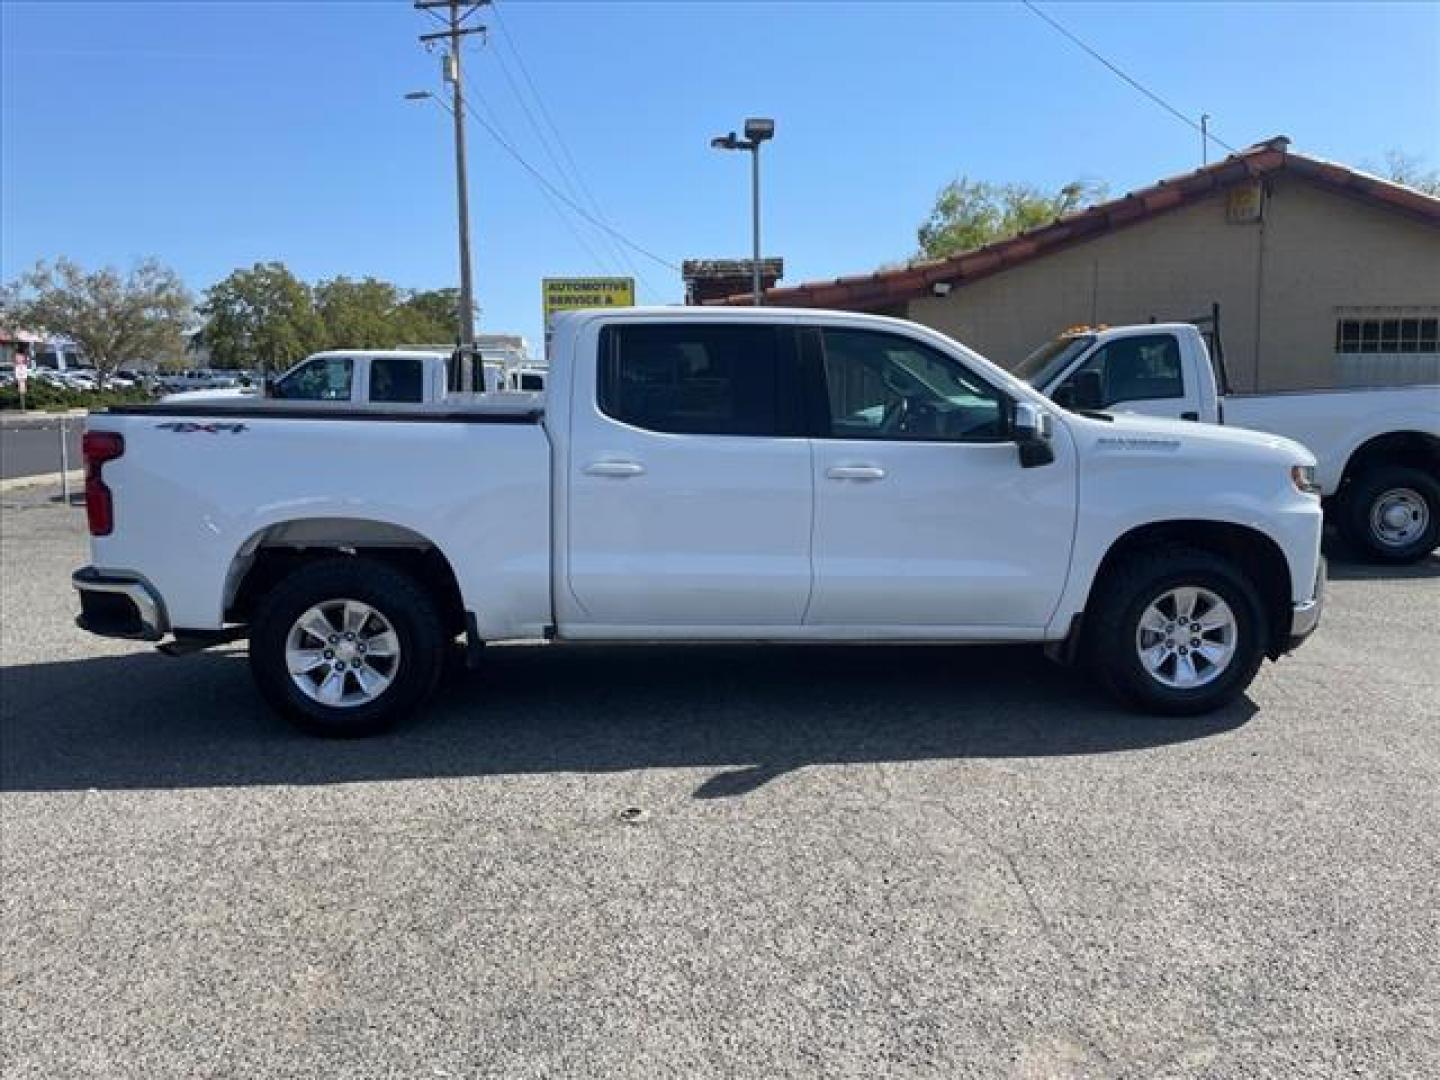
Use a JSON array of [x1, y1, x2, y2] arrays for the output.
[[543, 277, 635, 332]]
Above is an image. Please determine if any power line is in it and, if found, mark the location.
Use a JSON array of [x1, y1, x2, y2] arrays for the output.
[[458, 72, 626, 276], [1020, 1, 1237, 156], [489, 0, 661, 300], [477, 42, 633, 279], [459, 96, 681, 272]]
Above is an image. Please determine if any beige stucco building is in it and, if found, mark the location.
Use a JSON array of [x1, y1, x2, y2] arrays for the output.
[[734, 137, 1440, 393]]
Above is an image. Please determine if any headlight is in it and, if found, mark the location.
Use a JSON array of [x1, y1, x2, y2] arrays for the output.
[[1291, 464, 1320, 496]]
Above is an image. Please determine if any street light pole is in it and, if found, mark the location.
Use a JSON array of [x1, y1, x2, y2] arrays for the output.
[[711, 117, 775, 305], [750, 142, 761, 305]]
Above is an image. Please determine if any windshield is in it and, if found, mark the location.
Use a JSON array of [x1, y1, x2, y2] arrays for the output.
[[1014, 334, 1095, 388]]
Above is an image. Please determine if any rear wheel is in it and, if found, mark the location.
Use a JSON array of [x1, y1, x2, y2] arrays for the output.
[[1088, 547, 1268, 715], [1341, 465, 1439, 564], [249, 557, 445, 736]]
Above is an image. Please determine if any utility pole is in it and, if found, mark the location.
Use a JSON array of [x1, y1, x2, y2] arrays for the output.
[[1201, 113, 1210, 166], [417, 1, 488, 349]]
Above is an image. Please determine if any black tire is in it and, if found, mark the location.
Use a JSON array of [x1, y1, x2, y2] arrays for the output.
[[1340, 465, 1440, 564], [1086, 546, 1268, 716], [248, 557, 445, 737]]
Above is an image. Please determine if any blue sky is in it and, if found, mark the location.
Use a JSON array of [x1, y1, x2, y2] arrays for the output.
[[3, 1, 1438, 349]]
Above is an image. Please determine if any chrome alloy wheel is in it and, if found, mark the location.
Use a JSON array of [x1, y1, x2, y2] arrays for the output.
[[285, 599, 401, 707], [1369, 487, 1430, 549], [1135, 586, 1238, 690]]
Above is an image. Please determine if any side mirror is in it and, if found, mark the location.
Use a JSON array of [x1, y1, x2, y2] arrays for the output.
[[1013, 401, 1055, 469], [263, 375, 278, 399], [1069, 369, 1105, 411]]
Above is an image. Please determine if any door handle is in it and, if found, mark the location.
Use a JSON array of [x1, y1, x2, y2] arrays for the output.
[[826, 465, 886, 481], [1180, 411, 1199, 421], [584, 460, 646, 478]]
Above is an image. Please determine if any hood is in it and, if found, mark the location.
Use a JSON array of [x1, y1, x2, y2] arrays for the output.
[[1078, 410, 1315, 464]]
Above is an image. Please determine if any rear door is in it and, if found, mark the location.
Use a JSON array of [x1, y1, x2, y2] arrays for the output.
[[806, 325, 1076, 629], [1053, 332, 1200, 420], [565, 319, 813, 628]]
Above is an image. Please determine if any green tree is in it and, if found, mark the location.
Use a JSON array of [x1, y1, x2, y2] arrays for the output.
[[916, 177, 1108, 260], [200, 262, 324, 371], [395, 288, 461, 344], [314, 276, 409, 349], [3, 257, 192, 376], [1381, 150, 1440, 196]]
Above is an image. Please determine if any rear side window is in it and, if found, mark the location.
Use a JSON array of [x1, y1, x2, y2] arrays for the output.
[[598, 323, 790, 436], [370, 356, 424, 404]]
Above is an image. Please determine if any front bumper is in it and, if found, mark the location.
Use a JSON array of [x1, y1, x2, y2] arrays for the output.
[[72, 567, 168, 641], [1286, 556, 1326, 652]]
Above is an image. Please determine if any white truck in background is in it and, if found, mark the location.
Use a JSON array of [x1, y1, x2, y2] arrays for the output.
[[74, 307, 1324, 736], [1016, 324, 1440, 563], [163, 350, 529, 407]]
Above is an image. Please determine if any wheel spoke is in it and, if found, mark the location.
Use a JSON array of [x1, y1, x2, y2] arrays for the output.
[[1196, 641, 1231, 665], [1140, 606, 1169, 634], [287, 649, 328, 675], [353, 664, 387, 697], [316, 667, 347, 704], [1197, 606, 1232, 632], [1170, 587, 1199, 621], [1141, 643, 1170, 672], [342, 602, 370, 636], [364, 630, 399, 658], [1173, 652, 1201, 686], [298, 608, 336, 643]]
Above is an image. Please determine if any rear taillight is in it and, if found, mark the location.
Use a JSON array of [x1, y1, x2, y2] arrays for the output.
[[82, 431, 124, 536]]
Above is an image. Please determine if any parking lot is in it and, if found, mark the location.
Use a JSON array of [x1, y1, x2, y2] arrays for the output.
[[2, 488, 1437, 1078]]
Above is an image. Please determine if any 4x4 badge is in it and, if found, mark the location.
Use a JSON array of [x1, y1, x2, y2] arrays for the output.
[[155, 421, 247, 434]]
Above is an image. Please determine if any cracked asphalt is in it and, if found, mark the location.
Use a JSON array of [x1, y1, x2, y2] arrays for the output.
[[2, 489, 1438, 1078]]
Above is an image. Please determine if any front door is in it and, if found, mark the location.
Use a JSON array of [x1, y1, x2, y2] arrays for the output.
[[806, 326, 1076, 629], [565, 319, 813, 629]]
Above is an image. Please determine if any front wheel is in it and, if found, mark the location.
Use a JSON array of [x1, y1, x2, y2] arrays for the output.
[[249, 557, 445, 736], [1340, 465, 1440, 564], [1087, 547, 1268, 715]]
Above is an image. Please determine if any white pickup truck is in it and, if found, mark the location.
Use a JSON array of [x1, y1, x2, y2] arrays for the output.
[[162, 349, 512, 406], [73, 308, 1325, 736], [1016, 324, 1439, 563]]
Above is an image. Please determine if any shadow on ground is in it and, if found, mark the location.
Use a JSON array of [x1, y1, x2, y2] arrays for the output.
[[1321, 531, 1440, 581], [1, 643, 1255, 797]]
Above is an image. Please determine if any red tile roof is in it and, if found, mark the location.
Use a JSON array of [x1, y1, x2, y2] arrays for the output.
[[713, 137, 1440, 310]]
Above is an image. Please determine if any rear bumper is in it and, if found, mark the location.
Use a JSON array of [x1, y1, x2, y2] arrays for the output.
[[72, 567, 168, 641], [1286, 556, 1326, 652]]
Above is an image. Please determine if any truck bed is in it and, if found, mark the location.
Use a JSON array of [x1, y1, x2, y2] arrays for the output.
[[87, 401, 553, 638]]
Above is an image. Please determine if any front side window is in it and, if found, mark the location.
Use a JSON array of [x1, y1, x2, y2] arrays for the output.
[[273, 357, 353, 401], [370, 356, 424, 404], [1057, 334, 1182, 406], [598, 323, 786, 436], [820, 328, 1007, 441]]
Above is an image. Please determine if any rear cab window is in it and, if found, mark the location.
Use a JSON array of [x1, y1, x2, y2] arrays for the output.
[[597, 322, 800, 436], [370, 356, 425, 404]]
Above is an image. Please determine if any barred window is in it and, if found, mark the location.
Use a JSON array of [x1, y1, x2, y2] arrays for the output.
[[1336, 317, 1439, 354]]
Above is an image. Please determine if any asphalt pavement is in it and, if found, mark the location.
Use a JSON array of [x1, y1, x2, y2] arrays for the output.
[[2, 492, 1437, 1078]]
